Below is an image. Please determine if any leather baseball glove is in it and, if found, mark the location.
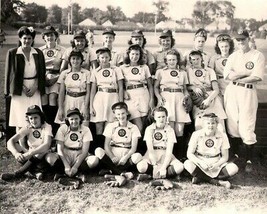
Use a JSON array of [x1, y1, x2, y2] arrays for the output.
[[182, 95, 193, 113]]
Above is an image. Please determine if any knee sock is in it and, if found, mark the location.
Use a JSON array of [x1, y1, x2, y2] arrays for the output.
[[146, 164, 153, 175], [42, 105, 50, 124], [49, 106, 59, 136], [174, 136, 187, 160], [167, 165, 177, 177], [245, 145, 254, 162], [15, 160, 33, 175], [100, 154, 121, 174], [217, 167, 230, 180], [52, 159, 65, 174], [137, 138, 147, 156], [229, 137, 240, 156], [191, 166, 212, 182]]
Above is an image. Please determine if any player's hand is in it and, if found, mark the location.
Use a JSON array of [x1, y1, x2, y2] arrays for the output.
[[124, 91, 130, 100], [158, 167, 167, 178], [15, 152, 25, 163], [118, 156, 128, 165], [200, 98, 211, 110], [22, 151, 32, 160], [111, 157, 120, 165], [65, 168, 71, 177], [149, 98, 155, 109], [149, 154, 157, 165], [90, 107, 96, 117], [208, 163, 220, 170], [194, 87, 204, 97], [199, 161, 209, 170], [81, 106, 89, 120], [157, 96, 165, 107]]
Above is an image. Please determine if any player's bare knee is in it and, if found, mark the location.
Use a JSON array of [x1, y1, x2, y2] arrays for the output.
[[184, 160, 196, 174], [45, 153, 59, 166], [86, 155, 99, 168], [172, 160, 184, 174], [226, 162, 239, 176], [136, 160, 148, 173], [130, 153, 142, 164], [95, 147, 105, 159]]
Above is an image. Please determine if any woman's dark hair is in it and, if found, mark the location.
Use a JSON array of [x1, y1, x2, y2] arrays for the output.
[[164, 49, 181, 66], [70, 38, 89, 49], [65, 114, 84, 126], [127, 37, 147, 48], [68, 50, 84, 66], [96, 49, 112, 62], [26, 113, 46, 125], [158, 36, 175, 48], [214, 34, 235, 55], [17, 26, 36, 47], [189, 50, 205, 68], [123, 44, 145, 65]]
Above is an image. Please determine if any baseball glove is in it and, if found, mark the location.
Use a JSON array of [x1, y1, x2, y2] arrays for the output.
[[57, 176, 81, 190], [149, 179, 174, 190], [188, 88, 208, 108], [182, 95, 193, 113]]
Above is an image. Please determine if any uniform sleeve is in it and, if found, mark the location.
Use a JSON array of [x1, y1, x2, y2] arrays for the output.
[[154, 69, 162, 81], [187, 131, 199, 153], [221, 133, 230, 150], [143, 64, 151, 79], [131, 125, 141, 139], [182, 70, 189, 85], [208, 67, 217, 82], [89, 47, 97, 62], [251, 51, 265, 80], [44, 124, 53, 137], [83, 127, 93, 142], [90, 70, 97, 83], [57, 70, 67, 84], [186, 68, 194, 84], [143, 125, 153, 142], [114, 67, 124, 81], [208, 55, 216, 69], [167, 127, 177, 144], [103, 123, 114, 138], [85, 69, 91, 83], [62, 48, 71, 61], [55, 125, 67, 142], [223, 52, 236, 79]]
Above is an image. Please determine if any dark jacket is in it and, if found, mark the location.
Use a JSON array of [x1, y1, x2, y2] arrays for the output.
[[5, 47, 46, 96]]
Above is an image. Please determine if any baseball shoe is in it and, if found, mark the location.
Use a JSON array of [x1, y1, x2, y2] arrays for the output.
[[137, 173, 152, 181], [120, 172, 134, 180], [192, 176, 201, 184], [98, 169, 112, 176], [76, 173, 86, 183], [35, 172, 44, 181], [245, 161, 253, 173], [53, 173, 64, 181], [105, 175, 126, 187], [1, 173, 20, 181]]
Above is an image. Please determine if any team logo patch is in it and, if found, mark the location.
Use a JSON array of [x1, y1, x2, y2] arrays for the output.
[[170, 70, 178, 77], [245, 62, 254, 70], [205, 139, 214, 148], [72, 73, 79, 80], [222, 59, 227, 66], [131, 68, 139, 75], [118, 129, 126, 137], [47, 50, 54, 57], [102, 69, 110, 77], [33, 130, 41, 138], [70, 133, 78, 141], [195, 70, 203, 77], [154, 132, 163, 141]]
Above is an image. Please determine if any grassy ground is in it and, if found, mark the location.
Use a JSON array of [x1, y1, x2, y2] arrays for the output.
[[1, 33, 267, 213]]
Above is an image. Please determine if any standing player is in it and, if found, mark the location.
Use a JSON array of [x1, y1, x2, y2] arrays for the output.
[[90, 47, 124, 149], [184, 28, 211, 68], [0, 28, 6, 48], [1, 105, 56, 181], [209, 34, 234, 98], [223, 29, 265, 172], [136, 106, 184, 180], [184, 113, 239, 188], [102, 28, 123, 67], [39, 26, 65, 134]]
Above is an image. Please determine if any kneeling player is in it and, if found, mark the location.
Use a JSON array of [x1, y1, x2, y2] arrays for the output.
[[184, 113, 239, 188]]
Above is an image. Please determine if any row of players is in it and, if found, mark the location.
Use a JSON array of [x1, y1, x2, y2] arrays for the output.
[[1, 103, 238, 189]]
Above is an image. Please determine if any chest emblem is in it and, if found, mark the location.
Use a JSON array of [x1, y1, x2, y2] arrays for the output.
[[170, 70, 178, 77], [245, 61, 254, 70], [131, 67, 139, 75], [195, 70, 203, 77], [32, 130, 41, 138], [118, 129, 126, 137], [102, 69, 110, 77], [205, 139, 214, 148], [72, 73, 79, 80], [47, 50, 55, 57], [154, 132, 163, 141], [70, 133, 78, 141], [222, 59, 227, 66]]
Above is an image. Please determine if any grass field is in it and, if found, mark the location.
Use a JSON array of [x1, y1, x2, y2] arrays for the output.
[[0, 32, 267, 214]]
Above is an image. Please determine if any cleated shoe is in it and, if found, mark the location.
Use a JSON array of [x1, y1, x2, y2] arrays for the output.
[[192, 176, 201, 184], [245, 161, 253, 173], [137, 173, 152, 181], [1, 173, 18, 181]]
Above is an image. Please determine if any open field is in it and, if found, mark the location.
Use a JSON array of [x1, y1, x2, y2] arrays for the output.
[[0, 32, 267, 213]]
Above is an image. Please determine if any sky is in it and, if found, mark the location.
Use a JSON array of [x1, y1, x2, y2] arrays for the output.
[[22, 0, 267, 21]]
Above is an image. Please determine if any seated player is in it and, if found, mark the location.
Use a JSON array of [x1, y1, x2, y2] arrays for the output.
[[1, 105, 57, 181], [184, 113, 239, 188], [95, 102, 142, 187], [136, 106, 184, 181], [53, 108, 98, 182]]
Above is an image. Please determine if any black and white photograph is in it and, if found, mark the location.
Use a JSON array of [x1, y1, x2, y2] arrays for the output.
[[0, 0, 267, 213]]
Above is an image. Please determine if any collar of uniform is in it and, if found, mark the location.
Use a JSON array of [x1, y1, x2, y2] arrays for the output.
[[16, 47, 38, 55], [156, 47, 165, 53], [199, 129, 222, 138], [96, 65, 112, 72], [151, 122, 169, 130]]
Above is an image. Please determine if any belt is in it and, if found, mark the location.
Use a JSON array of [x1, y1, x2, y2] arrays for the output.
[[98, 88, 118, 93], [217, 75, 224, 79], [126, 83, 145, 90], [110, 144, 131, 149], [161, 88, 183, 93], [66, 91, 86, 97], [196, 152, 220, 158], [24, 75, 37, 80], [47, 69, 60, 74], [153, 146, 166, 150], [64, 146, 82, 151], [233, 82, 253, 89]]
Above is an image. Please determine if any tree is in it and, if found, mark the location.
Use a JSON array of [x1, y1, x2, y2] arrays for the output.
[[80, 7, 106, 25], [70, 3, 81, 25], [1, 0, 25, 23], [152, 0, 169, 23], [131, 12, 155, 24], [46, 4, 62, 24], [21, 3, 47, 23], [106, 5, 127, 23], [61, 8, 69, 26]]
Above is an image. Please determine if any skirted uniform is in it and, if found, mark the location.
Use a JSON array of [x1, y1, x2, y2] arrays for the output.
[[155, 67, 191, 123]]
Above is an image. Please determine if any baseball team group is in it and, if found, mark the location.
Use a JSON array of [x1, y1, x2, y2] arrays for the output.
[[1, 24, 265, 189]]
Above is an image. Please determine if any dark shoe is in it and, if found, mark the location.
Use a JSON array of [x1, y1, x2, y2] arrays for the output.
[[99, 169, 112, 176], [245, 161, 253, 173], [192, 176, 201, 184], [35, 172, 44, 181], [53, 173, 64, 181], [1, 173, 19, 181], [137, 173, 151, 181], [76, 173, 86, 183]]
